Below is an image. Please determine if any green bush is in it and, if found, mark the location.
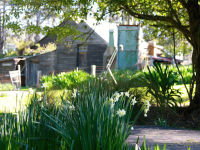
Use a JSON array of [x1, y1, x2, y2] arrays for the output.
[[142, 63, 182, 110], [41, 70, 91, 90]]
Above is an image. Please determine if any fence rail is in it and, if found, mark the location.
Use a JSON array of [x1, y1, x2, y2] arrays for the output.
[[0, 74, 11, 84]]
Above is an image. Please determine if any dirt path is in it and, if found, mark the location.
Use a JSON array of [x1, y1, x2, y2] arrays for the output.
[[127, 125, 200, 150]]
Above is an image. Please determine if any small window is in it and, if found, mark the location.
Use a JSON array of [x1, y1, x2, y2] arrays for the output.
[[79, 45, 87, 52], [2, 63, 12, 66]]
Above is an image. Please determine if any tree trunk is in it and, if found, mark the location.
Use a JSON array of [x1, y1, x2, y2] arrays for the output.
[[191, 48, 200, 107], [188, 35, 200, 110]]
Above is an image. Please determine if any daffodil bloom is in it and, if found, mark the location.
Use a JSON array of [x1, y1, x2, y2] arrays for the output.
[[113, 92, 120, 98], [69, 105, 75, 110], [41, 83, 48, 89], [29, 88, 34, 94], [145, 100, 151, 110], [144, 109, 149, 114], [109, 97, 114, 102], [120, 92, 124, 96], [144, 113, 147, 117], [125, 92, 129, 97], [110, 102, 115, 108], [37, 92, 42, 96], [73, 89, 77, 93], [72, 92, 76, 98], [116, 109, 126, 117], [131, 97, 137, 106], [114, 96, 120, 102], [38, 97, 43, 101], [147, 104, 151, 110]]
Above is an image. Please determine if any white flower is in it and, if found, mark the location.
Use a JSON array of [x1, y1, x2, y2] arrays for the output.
[[145, 100, 151, 110], [144, 109, 149, 114], [73, 89, 77, 93], [38, 97, 43, 101], [110, 102, 115, 108], [131, 127, 134, 130], [69, 105, 75, 110], [66, 100, 71, 104], [29, 88, 34, 94], [41, 83, 48, 89], [144, 109, 149, 117], [37, 92, 42, 96], [113, 92, 118, 96], [131, 97, 137, 106], [109, 97, 114, 103], [120, 92, 124, 96], [116, 109, 126, 117], [114, 96, 120, 102], [72, 92, 76, 98], [64, 89, 68, 93], [125, 92, 129, 97]]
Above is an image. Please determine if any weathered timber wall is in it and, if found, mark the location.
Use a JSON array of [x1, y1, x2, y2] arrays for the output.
[[0, 60, 15, 74], [87, 44, 107, 73]]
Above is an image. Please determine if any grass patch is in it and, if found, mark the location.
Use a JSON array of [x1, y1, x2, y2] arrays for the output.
[[20, 86, 37, 91]]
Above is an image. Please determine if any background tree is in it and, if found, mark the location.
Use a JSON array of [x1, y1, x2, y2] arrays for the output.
[[143, 27, 193, 58], [92, 0, 200, 108], [7, 0, 200, 108]]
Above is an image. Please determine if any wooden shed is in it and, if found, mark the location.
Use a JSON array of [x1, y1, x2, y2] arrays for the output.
[[0, 56, 26, 85], [25, 20, 108, 87]]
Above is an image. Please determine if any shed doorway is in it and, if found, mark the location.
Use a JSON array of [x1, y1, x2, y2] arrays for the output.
[[30, 61, 39, 87], [77, 45, 87, 70]]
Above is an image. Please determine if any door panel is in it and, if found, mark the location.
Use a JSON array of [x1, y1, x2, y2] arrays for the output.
[[78, 52, 87, 68], [30, 62, 39, 86], [118, 26, 139, 70]]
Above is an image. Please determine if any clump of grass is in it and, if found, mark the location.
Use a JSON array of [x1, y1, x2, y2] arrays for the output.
[[0, 83, 14, 91]]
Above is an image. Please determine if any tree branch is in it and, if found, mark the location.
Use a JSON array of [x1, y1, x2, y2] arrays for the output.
[[120, 4, 191, 38]]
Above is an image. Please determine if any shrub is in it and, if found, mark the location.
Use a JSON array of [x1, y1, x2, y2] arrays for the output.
[[142, 63, 182, 110], [41, 70, 91, 90]]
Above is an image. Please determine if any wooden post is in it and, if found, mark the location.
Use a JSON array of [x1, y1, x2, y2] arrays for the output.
[[37, 71, 42, 88], [18, 65, 21, 90], [91, 65, 96, 77]]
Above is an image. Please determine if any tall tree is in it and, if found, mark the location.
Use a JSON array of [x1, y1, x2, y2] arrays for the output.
[[8, 0, 200, 108], [0, 0, 10, 54]]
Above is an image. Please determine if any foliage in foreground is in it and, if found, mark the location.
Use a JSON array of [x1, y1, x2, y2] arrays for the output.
[[0, 80, 149, 150]]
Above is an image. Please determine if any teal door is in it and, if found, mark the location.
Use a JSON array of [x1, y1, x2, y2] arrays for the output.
[[118, 26, 139, 70]]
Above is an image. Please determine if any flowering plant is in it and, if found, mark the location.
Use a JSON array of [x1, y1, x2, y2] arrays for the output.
[[43, 81, 150, 150]]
